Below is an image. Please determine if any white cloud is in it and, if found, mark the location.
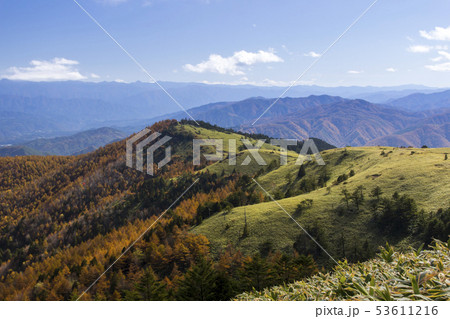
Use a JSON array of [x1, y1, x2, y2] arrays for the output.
[[437, 50, 450, 60], [407, 45, 433, 53], [386, 67, 397, 72], [261, 79, 296, 86], [183, 50, 283, 76], [2, 58, 87, 81], [420, 26, 450, 41], [431, 56, 443, 62], [407, 44, 448, 53], [90, 73, 100, 79], [347, 70, 363, 74], [407, 31, 450, 70], [425, 62, 450, 72], [426, 50, 450, 71], [304, 51, 321, 58]]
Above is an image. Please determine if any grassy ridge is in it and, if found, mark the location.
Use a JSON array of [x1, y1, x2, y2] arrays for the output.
[[179, 124, 297, 176], [191, 147, 450, 259]]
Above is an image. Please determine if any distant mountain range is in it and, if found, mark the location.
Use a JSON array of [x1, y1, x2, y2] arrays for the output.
[[0, 79, 444, 143], [387, 89, 450, 111], [0, 80, 448, 148], [0, 127, 126, 157], [0, 145, 46, 157], [0, 79, 439, 104], [160, 95, 346, 128], [240, 98, 424, 147], [159, 92, 450, 147], [366, 110, 450, 148], [0, 95, 136, 143]]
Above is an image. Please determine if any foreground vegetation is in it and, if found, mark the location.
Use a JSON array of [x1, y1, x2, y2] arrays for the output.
[[236, 240, 450, 301]]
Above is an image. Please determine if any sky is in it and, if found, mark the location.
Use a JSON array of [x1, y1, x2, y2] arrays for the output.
[[1, 0, 450, 87]]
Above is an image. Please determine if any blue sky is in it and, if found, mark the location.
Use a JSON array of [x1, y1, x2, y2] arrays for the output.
[[1, 0, 450, 87]]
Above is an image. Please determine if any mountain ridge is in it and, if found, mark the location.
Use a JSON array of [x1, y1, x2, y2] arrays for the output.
[[150, 96, 448, 147], [0, 127, 127, 156], [388, 89, 450, 111]]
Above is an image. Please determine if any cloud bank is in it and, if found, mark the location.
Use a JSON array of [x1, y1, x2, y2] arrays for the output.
[[184, 50, 283, 76], [2, 58, 88, 81]]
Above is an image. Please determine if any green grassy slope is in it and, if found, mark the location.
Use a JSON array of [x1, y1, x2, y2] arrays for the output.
[[175, 123, 301, 176], [192, 147, 450, 259]]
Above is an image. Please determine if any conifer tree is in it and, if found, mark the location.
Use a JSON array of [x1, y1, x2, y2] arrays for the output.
[[176, 258, 217, 301], [125, 267, 167, 301], [242, 254, 271, 291], [341, 188, 350, 209], [242, 209, 249, 238], [370, 186, 383, 201], [297, 165, 306, 179]]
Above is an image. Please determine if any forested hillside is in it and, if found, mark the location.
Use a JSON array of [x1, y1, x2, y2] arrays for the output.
[[0, 120, 319, 300], [0, 120, 448, 300]]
